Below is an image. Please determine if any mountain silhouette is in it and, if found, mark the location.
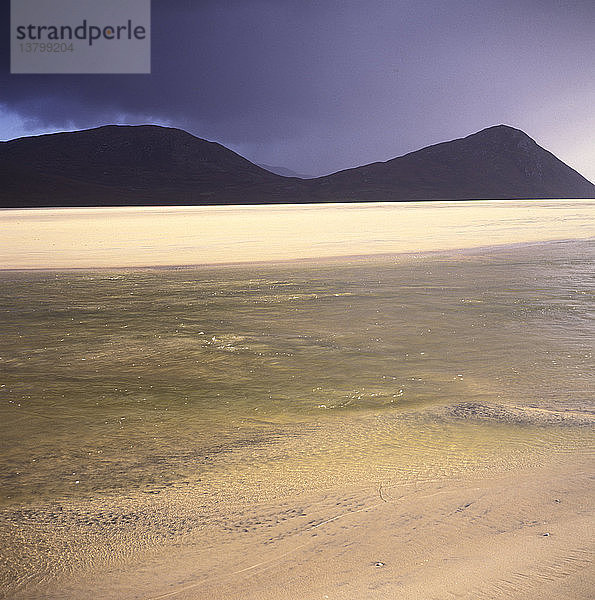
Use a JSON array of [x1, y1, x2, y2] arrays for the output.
[[1, 124, 593, 207], [307, 125, 595, 201]]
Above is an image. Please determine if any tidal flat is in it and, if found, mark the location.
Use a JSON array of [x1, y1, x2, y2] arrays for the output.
[[0, 202, 593, 599]]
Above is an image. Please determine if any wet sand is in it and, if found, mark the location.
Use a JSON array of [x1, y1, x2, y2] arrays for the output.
[[6, 422, 592, 600], [0, 202, 593, 599], [139, 449, 595, 600]]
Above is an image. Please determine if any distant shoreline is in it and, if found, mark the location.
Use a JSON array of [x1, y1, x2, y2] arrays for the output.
[[2, 196, 592, 210], [2, 196, 594, 211]]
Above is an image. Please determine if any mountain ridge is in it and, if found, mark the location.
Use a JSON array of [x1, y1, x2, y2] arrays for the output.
[[308, 125, 594, 201], [1, 124, 593, 207]]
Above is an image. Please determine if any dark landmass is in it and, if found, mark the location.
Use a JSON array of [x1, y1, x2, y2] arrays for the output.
[[311, 125, 595, 201], [1, 124, 593, 207], [257, 163, 312, 179]]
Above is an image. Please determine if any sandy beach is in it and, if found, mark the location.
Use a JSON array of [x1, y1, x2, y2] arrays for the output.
[[0, 202, 593, 599], [1, 200, 594, 269], [109, 449, 595, 600], [3, 0, 594, 595], [5, 409, 592, 600]]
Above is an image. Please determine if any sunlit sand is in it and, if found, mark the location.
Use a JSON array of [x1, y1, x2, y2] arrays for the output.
[[1, 199, 593, 269]]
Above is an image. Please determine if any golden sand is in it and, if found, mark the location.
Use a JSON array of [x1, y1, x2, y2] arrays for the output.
[[1, 200, 593, 269]]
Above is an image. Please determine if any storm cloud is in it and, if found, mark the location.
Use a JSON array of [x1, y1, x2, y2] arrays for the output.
[[1, 0, 594, 179]]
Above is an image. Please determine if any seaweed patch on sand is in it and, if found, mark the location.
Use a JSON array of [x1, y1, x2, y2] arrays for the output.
[[432, 402, 595, 427]]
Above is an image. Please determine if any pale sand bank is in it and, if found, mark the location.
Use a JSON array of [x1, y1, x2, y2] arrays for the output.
[[1, 199, 594, 269], [26, 446, 592, 600]]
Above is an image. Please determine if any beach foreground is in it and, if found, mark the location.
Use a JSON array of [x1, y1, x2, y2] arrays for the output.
[[0, 204, 593, 599], [50, 448, 594, 600]]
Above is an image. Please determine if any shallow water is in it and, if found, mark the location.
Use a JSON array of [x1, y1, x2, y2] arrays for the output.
[[0, 238, 594, 597]]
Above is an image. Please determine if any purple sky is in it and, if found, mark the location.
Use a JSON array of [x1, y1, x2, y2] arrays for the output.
[[1, 0, 594, 180]]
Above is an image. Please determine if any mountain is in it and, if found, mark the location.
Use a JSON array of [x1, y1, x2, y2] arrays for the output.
[[307, 125, 595, 201], [257, 163, 311, 179], [1, 124, 593, 207], [0, 125, 302, 206]]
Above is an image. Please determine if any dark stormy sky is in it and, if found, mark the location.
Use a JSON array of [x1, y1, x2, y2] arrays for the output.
[[1, 0, 594, 180]]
